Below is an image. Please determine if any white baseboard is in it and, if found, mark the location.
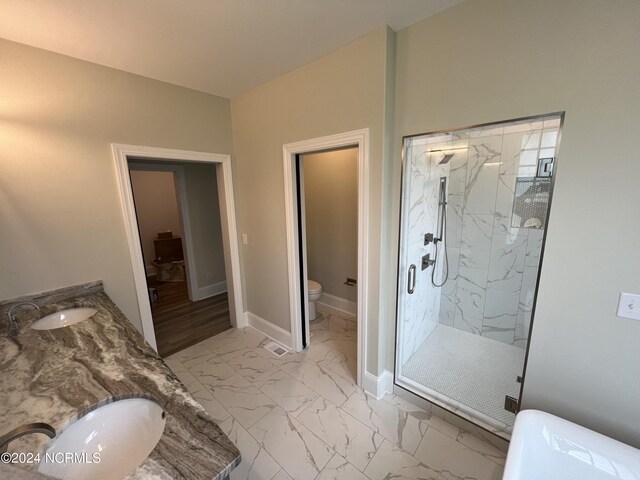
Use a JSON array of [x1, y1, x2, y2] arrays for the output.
[[363, 370, 394, 400], [196, 281, 227, 300], [245, 311, 293, 349], [235, 310, 248, 328], [317, 292, 357, 315]]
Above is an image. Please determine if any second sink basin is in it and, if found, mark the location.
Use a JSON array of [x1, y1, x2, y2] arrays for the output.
[[31, 308, 97, 330], [38, 398, 167, 480]]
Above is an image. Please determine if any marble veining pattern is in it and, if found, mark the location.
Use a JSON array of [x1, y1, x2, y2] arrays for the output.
[[209, 373, 277, 429], [363, 440, 442, 480], [297, 397, 383, 471], [317, 453, 370, 480], [249, 406, 334, 479], [0, 283, 240, 479], [220, 416, 281, 480], [396, 143, 446, 369], [165, 305, 504, 479], [280, 356, 356, 407], [341, 390, 428, 455], [414, 428, 503, 480], [253, 368, 319, 417], [400, 118, 560, 348]]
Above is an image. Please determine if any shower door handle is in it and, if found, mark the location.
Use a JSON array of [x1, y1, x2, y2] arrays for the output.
[[407, 264, 416, 294]]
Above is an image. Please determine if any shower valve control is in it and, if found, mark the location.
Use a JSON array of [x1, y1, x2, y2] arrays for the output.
[[422, 254, 435, 271], [424, 233, 434, 245], [425, 233, 442, 245]]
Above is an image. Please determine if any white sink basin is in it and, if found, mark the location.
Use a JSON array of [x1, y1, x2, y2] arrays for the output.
[[38, 398, 167, 480], [503, 410, 640, 480], [31, 308, 97, 330]]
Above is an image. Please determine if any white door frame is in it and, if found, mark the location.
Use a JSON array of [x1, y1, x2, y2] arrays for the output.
[[112, 144, 244, 352], [283, 129, 369, 388], [128, 162, 199, 302]]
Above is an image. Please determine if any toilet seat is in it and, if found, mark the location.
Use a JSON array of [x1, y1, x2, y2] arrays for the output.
[[308, 280, 322, 294]]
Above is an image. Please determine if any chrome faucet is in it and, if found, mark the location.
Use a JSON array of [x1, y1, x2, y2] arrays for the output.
[[0, 423, 55, 454], [6, 302, 39, 337]]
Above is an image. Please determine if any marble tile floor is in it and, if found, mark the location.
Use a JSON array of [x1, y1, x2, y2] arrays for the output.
[[165, 309, 505, 480]]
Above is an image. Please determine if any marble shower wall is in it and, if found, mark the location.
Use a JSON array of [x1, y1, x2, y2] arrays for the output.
[[435, 116, 561, 348], [397, 141, 449, 367]]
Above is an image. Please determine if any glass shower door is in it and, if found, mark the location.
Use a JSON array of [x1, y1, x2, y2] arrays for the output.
[[395, 114, 562, 438]]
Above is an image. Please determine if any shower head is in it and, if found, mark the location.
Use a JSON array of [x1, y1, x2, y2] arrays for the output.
[[439, 154, 454, 165]]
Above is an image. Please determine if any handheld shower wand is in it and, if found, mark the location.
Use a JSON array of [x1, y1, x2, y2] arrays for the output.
[[430, 176, 449, 287], [423, 153, 452, 286]]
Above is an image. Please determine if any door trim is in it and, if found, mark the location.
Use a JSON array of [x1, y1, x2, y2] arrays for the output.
[[282, 129, 369, 388], [112, 144, 244, 352]]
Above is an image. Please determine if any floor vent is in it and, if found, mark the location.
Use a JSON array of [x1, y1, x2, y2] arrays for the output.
[[264, 341, 288, 357]]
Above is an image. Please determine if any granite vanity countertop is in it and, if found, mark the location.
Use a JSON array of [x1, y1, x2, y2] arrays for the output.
[[0, 283, 240, 479]]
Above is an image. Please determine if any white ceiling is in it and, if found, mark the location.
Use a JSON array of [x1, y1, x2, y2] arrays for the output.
[[0, 0, 462, 98]]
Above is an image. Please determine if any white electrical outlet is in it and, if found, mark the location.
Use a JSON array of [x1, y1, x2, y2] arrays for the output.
[[206, 272, 212, 281], [617, 292, 640, 321], [242, 234, 248, 245]]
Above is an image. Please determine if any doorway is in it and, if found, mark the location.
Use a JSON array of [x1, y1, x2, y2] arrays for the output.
[[112, 144, 244, 354], [128, 162, 230, 357], [295, 147, 359, 379], [282, 129, 369, 389]]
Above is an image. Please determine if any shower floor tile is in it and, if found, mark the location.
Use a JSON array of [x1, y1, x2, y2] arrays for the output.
[[401, 324, 524, 428]]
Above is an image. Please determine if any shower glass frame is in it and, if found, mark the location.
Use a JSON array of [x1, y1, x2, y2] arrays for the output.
[[393, 112, 565, 439]]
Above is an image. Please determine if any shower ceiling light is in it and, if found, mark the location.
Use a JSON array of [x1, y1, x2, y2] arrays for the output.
[[427, 146, 468, 153]]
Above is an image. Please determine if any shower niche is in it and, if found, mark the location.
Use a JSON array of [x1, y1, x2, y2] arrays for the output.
[[511, 176, 551, 229], [395, 113, 563, 439]]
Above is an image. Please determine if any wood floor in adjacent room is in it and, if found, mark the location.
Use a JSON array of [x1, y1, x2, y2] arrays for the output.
[[150, 280, 231, 357]]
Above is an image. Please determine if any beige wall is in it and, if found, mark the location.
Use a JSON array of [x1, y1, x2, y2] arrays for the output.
[[232, 27, 394, 373], [303, 148, 358, 300], [0, 39, 233, 332], [183, 164, 227, 287], [129, 170, 182, 269], [391, 0, 640, 446]]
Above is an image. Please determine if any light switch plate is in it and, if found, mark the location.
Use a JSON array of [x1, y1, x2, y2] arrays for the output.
[[617, 292, 640, 321], [242, 234, 248, 245]]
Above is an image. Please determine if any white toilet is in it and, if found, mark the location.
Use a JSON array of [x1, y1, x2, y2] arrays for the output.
[[307, 280, 322, 321]]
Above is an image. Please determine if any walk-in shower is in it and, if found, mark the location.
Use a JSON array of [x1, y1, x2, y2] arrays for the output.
[[395, 113, 563, 439]]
